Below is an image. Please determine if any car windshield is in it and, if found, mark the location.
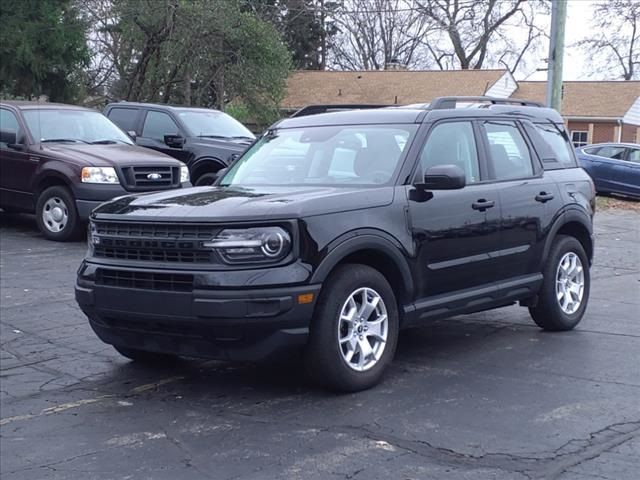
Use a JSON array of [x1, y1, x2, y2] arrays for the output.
[[221, 124, 417, 187], [176, 109, 254, 139], [23, 109, 133, 145]]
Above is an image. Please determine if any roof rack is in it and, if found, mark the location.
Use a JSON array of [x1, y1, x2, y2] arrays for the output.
[[290, 104, 390, 118], [429, 96, 544, 110]]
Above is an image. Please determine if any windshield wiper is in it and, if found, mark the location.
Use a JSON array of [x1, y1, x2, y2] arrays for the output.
[[90, 139, 126, 145], [230, 135, 254, 140], [41, 138, 90, 144], [197, 134, 230, 139]]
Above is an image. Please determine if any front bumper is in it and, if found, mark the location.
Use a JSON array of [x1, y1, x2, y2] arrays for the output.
[[75, 268, 321, 361]]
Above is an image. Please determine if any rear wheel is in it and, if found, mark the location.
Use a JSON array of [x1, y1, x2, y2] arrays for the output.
[[113, 345, 178, 364], [35, 185, 82, 241], [529, 235, 590, 331], [305, 264, 399, 392]]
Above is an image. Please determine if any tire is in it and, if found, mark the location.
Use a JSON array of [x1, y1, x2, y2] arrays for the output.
[[113, 345, 177, 364], [305, 264, 399, 392], [194, 172, 218, 186], [35, 185, 82, 241], [529, 235, 590, 331]]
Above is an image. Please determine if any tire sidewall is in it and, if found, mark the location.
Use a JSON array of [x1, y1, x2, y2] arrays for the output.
[[542, 236, 590, 330], [307, 264, 399, 392], [36, 186, 79, 241]]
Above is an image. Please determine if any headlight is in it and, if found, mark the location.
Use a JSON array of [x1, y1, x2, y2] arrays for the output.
[[180, 164, 190, 183], [203, 227, 291, 264], [81, 167, 119, 184]]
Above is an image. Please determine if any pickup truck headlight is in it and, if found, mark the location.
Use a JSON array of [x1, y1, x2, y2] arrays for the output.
[[180, 164, 190, 183], [81, 167, 119, 184], [203, 227, 291, 264]]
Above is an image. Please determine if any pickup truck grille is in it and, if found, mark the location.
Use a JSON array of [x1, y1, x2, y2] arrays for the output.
[[96, 268, 194, 292], [120, 165, 180, 191], [92, 221, 220, 264]]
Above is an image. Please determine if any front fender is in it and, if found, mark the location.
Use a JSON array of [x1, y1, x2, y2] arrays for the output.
[[310, 231, 414, 300]]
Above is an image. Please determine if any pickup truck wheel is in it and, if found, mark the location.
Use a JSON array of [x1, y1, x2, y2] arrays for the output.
[[306, 264, 399, 392], [194, 172, 218, 186], [113, 345, 177, 364], [529, 235, 590, 331], [35, 186, 82, 241]]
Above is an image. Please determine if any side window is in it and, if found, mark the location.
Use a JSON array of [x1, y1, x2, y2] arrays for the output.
[[141, 111, 180, 141], [596, 145, 626, 160], [571, 131, 588, 148], [483, 121, 534, 180], [107, 107, 139, 133], [628, 148, 640, 163], [0, 109, 22, 149], [419, 122, 480, 184]]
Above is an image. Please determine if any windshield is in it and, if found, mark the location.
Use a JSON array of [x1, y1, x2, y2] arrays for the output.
[[176, 110, 254, 139], [23, 109, 133, 145], [221, 124, 417, 187]]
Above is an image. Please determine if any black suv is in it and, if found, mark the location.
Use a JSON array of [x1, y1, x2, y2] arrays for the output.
[[76, 97, 596, 391], [103, 102, 255, 186], [0, 101, 190, 241]]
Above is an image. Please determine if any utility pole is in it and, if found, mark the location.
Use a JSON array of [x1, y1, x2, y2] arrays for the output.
[[546, 0, 567, 110]]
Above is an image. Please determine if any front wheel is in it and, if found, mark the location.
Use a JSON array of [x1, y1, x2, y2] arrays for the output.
[[305, 264, 399, 392], [529, 235, 590, 331], [194, 172, 218, 186], [35, 185, 82, 241]]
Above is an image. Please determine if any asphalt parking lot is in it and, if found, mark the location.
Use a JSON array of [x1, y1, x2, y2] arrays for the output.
[[1, 207, 639, 480]]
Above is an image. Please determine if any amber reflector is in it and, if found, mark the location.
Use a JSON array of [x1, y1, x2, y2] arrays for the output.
[[297, 293, 314, 304]]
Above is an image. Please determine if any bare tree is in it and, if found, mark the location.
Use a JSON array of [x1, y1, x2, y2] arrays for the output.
[[578, 0, 639, 80], [415, 0, 546, 73], [329, 0, 434, 70]]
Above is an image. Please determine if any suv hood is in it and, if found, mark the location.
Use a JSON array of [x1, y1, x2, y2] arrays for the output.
[[43, 144, 181, 167], [92, 185, 394, 221]]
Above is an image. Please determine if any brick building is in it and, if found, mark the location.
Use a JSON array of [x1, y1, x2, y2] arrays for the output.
[[281, 70, 640, 146]]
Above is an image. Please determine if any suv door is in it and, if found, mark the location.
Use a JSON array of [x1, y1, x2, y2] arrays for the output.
[[137, 110, 190, 162], [479, 119, 562, 280], [407, 120, 502, 298], [0, 108, 35, 210]]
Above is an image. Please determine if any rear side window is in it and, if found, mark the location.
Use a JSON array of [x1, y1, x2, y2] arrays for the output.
[[596, 145, 626, 160], [535, 123, 576, 167], [629, 148, 640, 163], [106, 107, 139, 133], [482, 121, 533, 180], [142, 111, 180, 140]]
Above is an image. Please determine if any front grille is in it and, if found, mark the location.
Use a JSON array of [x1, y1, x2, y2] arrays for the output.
[[121, 165, 179, 190], [96, 269, 193, 292], [94, 246, 212, 263], [92, 221, 220, 265]]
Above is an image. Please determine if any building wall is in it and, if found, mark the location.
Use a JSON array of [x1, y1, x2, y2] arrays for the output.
[[621, 123, 639, 143], [566, 120, 623, 145]]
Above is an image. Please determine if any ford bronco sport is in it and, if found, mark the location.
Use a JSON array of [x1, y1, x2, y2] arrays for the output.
[[0, 101, 190, 241], [76, 97, 595, 391]]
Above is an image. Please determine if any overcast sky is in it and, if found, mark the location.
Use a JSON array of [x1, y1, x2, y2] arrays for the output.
[[525, 0, 607, 82]]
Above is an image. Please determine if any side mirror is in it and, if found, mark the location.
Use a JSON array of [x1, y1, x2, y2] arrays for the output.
[[0, 128, 17, 145], [127, 130, 137, 141], [0, 129, 25, 151], [213, 168, 229, 186], [164, 134, 184, 148], [419, 164, 466, 190]]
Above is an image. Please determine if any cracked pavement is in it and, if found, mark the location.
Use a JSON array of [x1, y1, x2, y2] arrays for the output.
[[1, 208, 639, 479]]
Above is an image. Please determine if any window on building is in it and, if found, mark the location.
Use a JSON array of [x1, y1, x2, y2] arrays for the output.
[[571, 131, 588, 147]]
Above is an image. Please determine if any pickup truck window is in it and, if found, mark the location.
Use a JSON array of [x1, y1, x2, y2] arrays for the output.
[[142, 111, 180, 141], [0, 108, 21, 147]]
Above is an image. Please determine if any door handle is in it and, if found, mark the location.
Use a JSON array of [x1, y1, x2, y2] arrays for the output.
[[535, 192, 554, 203], [472, 199, 495, 211]]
